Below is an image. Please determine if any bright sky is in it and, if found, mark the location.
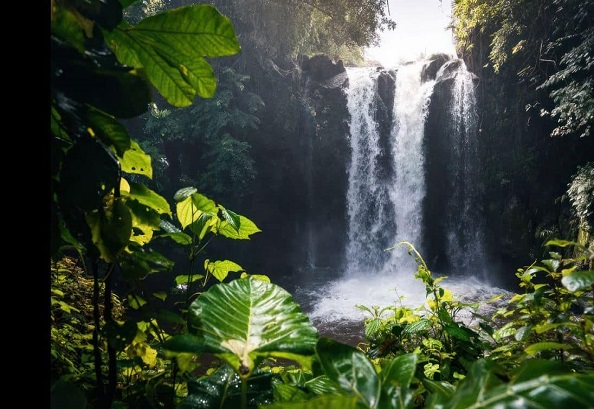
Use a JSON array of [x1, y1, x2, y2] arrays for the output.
[[365, 0, 455, 67]]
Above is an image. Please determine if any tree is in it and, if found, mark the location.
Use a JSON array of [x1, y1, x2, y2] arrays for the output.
[[453, 0, 593, 139], [51, 0, 242, 406]]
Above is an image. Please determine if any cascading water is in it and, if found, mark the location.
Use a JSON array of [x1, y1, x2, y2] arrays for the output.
[[295, 57, 504, 340], [443, 61, 489, 281], [345, 62, 436, 276], [345, 67, 396, 276], [386, 62, 436, 272]]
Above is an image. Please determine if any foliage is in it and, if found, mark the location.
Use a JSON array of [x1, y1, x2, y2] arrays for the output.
[[51, 257, 125, 385], [208, 0, 395, 64], [159, 186, 263, 309], [356, 242, 491, 405], [487, 239, 594, 370], [52, 236, 594, 408], [51, 1, 594, 407], [452, 0, 594, 138], [51, 0, 241, 271], [51, 0, 244, 406], [425, 358, 594, 409], [138, 68, 262, 202], [566, 163, 594, 233]]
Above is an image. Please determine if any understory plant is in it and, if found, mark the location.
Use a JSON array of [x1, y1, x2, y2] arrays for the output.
[[487, 239, 594, 370], [355, 240, 594, 408], [356, 241, 492, 405]]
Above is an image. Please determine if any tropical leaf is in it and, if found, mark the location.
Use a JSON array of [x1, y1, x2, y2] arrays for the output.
[[304, 375, 343, 396], [175, 274, 203, 286], [180, 364, 274, 409], [86, 198, 132, 262], [378, 353, 418, 409], [403, 318, 432, 335], [103, 5, 240, 106], [119, 139, 152, 178], [219, 207, 241, 233], [264, 395, 360, 409], [545, 239, 578, 248], [124, 181, 171, 216], [218, 215, 262, 240], [427, 359, 594, 409], [204, 259, 243, 282], [524, 342, 572, 355], [87, 106, 131, 156], [125, 200, 159, 245], [159, 232, 192, 245], [561, 270, 594, 292], [176, 193, 217, 229], [316, 337, 380, 408], [186, 278, 318, 377], [174, 187, 198, 202]]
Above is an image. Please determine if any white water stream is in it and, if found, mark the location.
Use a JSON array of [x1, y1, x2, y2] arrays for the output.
[[294, 59, 509, 340]]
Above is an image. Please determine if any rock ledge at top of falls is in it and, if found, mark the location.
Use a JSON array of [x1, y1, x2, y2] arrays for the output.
[[298, 54, 348, 89], [421, 53, 452, 82]]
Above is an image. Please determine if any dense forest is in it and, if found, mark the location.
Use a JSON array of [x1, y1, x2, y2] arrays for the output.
[[51, 0, 593, 408]]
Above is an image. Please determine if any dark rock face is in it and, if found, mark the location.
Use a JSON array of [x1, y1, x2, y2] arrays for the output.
[[423, 69, 453, 273], [300, 54, 351, 273], [240, 54, 351, 285], [375, 69, 397, 183], [421, 53, 452, 82]]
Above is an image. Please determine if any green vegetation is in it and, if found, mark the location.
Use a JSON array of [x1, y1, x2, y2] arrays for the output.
[[453, 0, 593, 139], [51, 0, 593, 408]]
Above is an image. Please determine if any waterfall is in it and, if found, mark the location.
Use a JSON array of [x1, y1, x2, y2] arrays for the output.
[[438, 61, 488, 281], [345, 67, 395, 276], [300, 57, 492, 329], [387, 62, 436, 272], [345, 62, 435, 277]]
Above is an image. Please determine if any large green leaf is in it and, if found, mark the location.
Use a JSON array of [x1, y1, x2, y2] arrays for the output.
[[264, 395, 360, 409], [87, 105, 131, 156], [427, 358, 594, 409], [205, 259, 243, 282], [378, 353, 418, 409], [119, 140, 152, 178], [180, 364, 274, 409], [561, 270, 594, 292], [124, 180, 171, 216], [103, 5, 240, 106], [187, 278, 318, 377], [218, 215, 262, 240], [125, 199, 161, 245], [316, 337, 380, 408], [304, 375, 343, 396], [176, 193, 217, 229], [524, 341, 572, 355]]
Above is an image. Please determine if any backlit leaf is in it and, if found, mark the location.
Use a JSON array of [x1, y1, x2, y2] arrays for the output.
[[119, 140, 152, 178], [125, 181, 171, 216], [561, 270, 594, 292], [104, 5, 240, 106], [205, 259, 243, 282], [186, 278, 318, 378], [218, 215, 262, 240]]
